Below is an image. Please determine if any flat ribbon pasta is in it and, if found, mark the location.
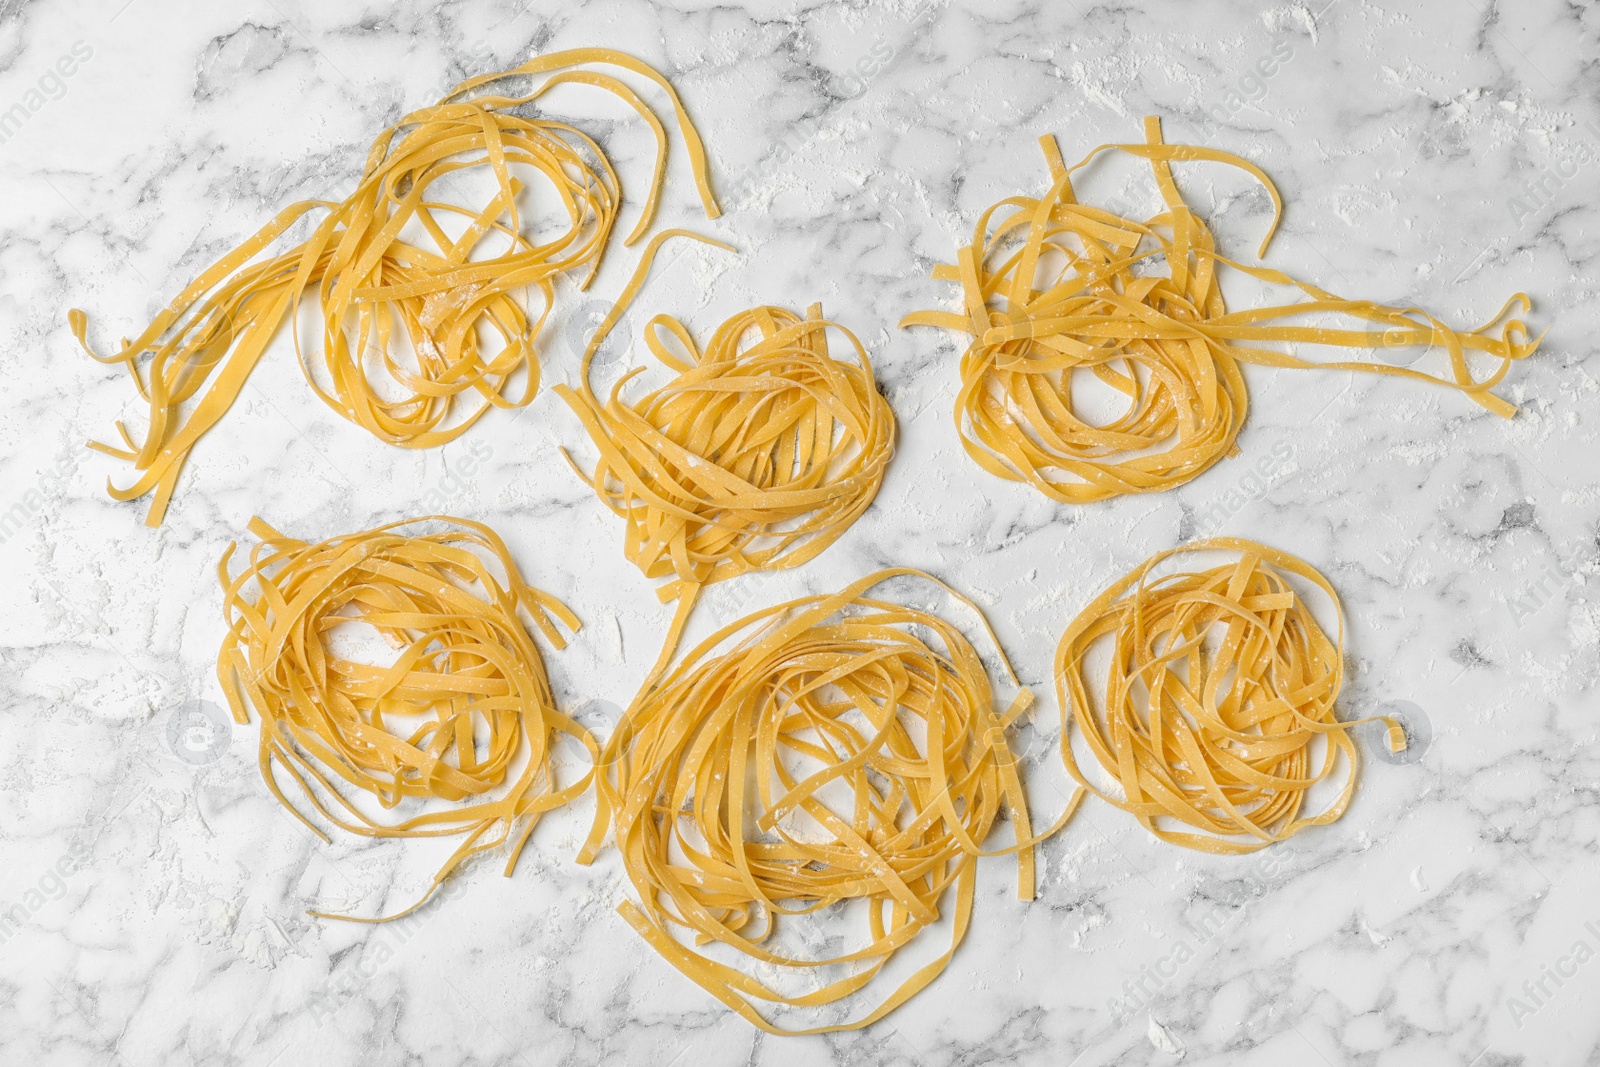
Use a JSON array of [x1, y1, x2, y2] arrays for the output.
[[589, 568, 1078, 1034], [901, 116, 1541, 503], [1055, 537, 1404, 853], [216, 514, 596, 921], [554, 231, 897, 688], [72, 47, 721, 526], [557, 302, 895, 597]]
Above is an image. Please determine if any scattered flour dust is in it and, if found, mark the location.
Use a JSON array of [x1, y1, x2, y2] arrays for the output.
[[1388, 436, 1450, 466], [197, 895, 242, 945], [1570, 603, 1600, 648], [1147, 1014, 1187, 1057], [1261, 3, 1320, 44], [1067, 58, 1133, 117], [1071, 901, 1109, 950]]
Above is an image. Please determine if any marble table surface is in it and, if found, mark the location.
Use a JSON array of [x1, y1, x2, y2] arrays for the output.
[[3, 0, 1598, 1063]]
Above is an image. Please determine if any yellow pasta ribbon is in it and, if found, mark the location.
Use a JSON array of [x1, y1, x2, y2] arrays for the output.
[[216, 514, 596, 921], [72, 48, 721, 526], [553, 231, 897, 709], [557, 297, 895, 596], [1055, 537, 1404, 853], [593, 568, 1078, 1034], [901, 116, 1541, 503]]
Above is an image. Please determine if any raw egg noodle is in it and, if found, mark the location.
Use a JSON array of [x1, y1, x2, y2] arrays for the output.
[[88, 73, 1484, 1029], [901, 116, 1540, 503], [554, 229, 896, 686], [217, 514, 596, 921], [587, 568, 1081, 1034], [72, 47, 720, 527], [1055, 537, 1405, 853]]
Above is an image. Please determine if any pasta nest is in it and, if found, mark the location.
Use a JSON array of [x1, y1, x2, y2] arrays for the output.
[[590, 570, 1041, 1034], [217, 515, 596, 919], [903, 116, 1539, 503], [558, 303, 896, 600], [72, 48, 720, 526], [1055, 537, 1404, 853]]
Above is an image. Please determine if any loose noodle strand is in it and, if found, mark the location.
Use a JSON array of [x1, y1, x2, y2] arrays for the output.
[[554, 234, 897, 703], [901, 116, 1541, 503], [73, 48, 721, 526]]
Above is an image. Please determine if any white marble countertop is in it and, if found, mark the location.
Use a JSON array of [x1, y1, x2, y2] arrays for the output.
[[3, 0, 1598, 1063]]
